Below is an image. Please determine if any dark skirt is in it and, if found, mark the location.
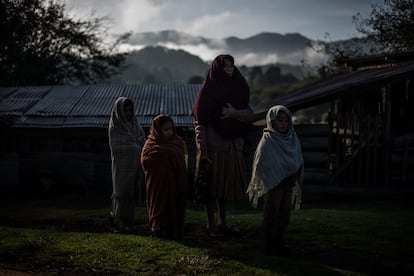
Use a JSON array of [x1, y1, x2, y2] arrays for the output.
[[208, 144, 247, 200]]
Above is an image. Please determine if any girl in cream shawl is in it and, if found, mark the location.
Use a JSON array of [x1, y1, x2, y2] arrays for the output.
[[108, 97, 145, 232], [247, 105, 304, 256]]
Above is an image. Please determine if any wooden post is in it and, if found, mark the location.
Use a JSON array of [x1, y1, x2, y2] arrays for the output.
[[328, 101, 335, 186], [401, 79, 411, 191], [383, 84, 392, 186], [372, 98, 380, 186], [365, 115, 372, 189], [341, 103, 347, 185], [350, 100, 355, 185], [335, 101, 341, 186]]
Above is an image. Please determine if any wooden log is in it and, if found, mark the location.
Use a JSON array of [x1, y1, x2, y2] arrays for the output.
[[303, 151, 329, 167], [295, 124, 330, 137], [300, 137, 330, 151], [304, 167, 329, 184]]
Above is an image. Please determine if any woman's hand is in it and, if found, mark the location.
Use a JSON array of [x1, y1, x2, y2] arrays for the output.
[[221, 103, 237, 118]]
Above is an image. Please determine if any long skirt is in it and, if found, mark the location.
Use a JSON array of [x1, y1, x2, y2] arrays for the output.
[[208, 145, 247, 200]]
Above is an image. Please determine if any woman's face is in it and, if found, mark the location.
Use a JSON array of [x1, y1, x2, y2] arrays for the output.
[[124, 103, 133, 122], [271, 111, 289, 133], [223, 59, 234, 77], [160, 120, 174, 137]]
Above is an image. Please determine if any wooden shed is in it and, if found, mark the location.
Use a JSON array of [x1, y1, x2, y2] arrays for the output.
[[2, 56, 413, 199], [255, 54, 414, 196], [0, 83, 199, 197]]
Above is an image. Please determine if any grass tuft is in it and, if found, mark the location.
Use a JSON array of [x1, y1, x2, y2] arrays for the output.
[[1, 195, 413, 275]]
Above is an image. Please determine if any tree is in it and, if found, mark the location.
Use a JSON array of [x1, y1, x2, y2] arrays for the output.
[[353, 0, 414, 52], [248, 66, 263, 89], [262, 66, 282, 86], [0, 0, 128, 86]]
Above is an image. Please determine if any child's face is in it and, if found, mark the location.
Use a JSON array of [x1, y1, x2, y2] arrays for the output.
[[124, 103, 133, 122], [160, 121, 174, 137], [271, 111, 289, 133]]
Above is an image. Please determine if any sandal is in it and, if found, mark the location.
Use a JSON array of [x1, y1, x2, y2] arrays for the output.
[[108, 213, 115, 227], [151, 226, 167, 238], [206, 226, 224, 239]]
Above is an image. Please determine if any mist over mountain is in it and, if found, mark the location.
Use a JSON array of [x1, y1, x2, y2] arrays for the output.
[[123, 30, 327, 66], [112, 44, 309, 84], [128, 30, 212, 47], [113, 30, 377, 84]]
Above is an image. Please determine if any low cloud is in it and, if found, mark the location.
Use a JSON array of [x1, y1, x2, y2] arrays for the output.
[[118, 44, 146, 53], [116, 0, 167, 32], [304, 46, 329, 67], [183, 12, 242, 38], [236, 53, 279, 67], [158, 43, 225, 63], [119, 41, 329, 68], [233, 50, 328, 67], [64, 0, 167, 33]]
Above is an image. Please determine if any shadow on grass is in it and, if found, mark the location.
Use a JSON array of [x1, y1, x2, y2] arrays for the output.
[[1, 195, 413, 275], [179, 225, 413, 276]]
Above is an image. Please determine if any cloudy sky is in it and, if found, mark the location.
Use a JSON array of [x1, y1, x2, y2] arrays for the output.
[[63, 0, 383, 41]]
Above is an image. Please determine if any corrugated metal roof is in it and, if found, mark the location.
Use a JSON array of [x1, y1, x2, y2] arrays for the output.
[[3, 62, 413, 128], [0, 83, 200, 128], [26, 85, 89, 116], [0, 86, 52, 115], [254, 62, 414, 118], [0, 87, 17, 100]]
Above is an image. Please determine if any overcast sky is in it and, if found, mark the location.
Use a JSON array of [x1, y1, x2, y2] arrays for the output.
[[63, 0, 383, 41]]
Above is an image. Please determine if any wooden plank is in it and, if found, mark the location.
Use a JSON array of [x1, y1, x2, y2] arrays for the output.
[[304, 167, 329, 184], [299, 137, 329, 151], [303, 151, 329, 166], [372, 115, 379, 186], [384, 84, 391, 186], [335, 101, 340, 186], [350, 104, 356, 184], [295, 124, 330, 137]]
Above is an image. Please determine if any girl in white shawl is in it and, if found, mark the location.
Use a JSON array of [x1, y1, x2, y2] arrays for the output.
[[247, 105, 304, 256], [108, 97, 145, 232]]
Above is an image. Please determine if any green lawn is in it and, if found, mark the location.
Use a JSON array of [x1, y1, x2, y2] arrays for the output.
[[0, 194, 413, 275]]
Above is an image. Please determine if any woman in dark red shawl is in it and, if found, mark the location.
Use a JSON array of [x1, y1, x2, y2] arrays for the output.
[[192, 54, 254, 238], [192, 54, 250, 138], [141, 114, 188, 240]]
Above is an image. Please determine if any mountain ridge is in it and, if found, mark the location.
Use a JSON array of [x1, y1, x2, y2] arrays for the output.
[[113, 30, 376, 84], [123, 30, 332, 66]]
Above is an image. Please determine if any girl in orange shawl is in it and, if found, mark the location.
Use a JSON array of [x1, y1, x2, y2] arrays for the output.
[[141, 114, 188, 239]]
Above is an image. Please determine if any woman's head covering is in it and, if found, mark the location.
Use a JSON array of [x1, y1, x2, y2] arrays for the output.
[[207, 54, 235, 82], [108, 97, 145, 147], [192, 54, 249, 123], [192, 54, 250, 138], [247, 105, 304, 208]]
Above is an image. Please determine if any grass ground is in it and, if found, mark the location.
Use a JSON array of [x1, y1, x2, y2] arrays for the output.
[[0, 193, 413, 275]]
